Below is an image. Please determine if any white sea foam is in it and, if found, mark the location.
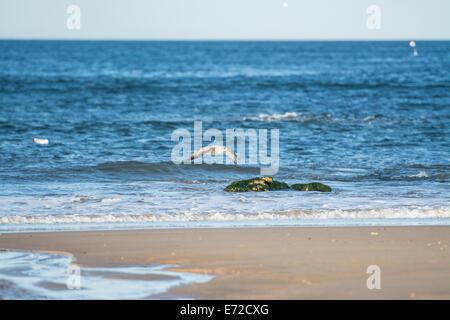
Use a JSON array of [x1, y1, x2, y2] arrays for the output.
[[242, 112, 307, 122], [240, 112, 386, 123], [0, 251, 213, 299], [410, 171, 429, 178], [1, 206, 449, 225], [100, 198, 122, 203]]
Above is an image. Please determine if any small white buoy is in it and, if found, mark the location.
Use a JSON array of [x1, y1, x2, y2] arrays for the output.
[[410, 41, 418, 56], [33, 138, 49, 145]]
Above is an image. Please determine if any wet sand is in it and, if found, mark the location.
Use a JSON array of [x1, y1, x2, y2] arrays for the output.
[[1, 226, 449, 299]]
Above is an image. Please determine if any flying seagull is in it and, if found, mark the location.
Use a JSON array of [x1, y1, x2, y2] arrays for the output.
[[189, 145, 238, 164]]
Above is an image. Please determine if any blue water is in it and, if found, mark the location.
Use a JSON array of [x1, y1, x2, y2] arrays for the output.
[[0, 40, 449, 230]]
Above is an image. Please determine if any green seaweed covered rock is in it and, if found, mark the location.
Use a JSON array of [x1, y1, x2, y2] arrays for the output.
[[290, 182, 331, 192], [224, 178, 331, 193], [224, 177, 289, 192]]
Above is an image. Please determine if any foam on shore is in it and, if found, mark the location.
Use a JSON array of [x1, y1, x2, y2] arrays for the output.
[[1, 206, 449, 225], [0, 250, 213, 299]]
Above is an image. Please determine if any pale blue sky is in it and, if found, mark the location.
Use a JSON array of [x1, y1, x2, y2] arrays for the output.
[[1, 0, 449, 40]]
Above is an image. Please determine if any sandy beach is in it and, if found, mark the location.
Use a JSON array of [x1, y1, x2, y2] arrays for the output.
[[1, 226, 449, 299]]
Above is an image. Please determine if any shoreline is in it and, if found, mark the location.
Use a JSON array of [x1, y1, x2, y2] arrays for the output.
[[2, 216, 450, 234], [1, 226, 449, 299]]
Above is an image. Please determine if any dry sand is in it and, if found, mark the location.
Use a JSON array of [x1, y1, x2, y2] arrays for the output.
[[1, 226, 449, 299]]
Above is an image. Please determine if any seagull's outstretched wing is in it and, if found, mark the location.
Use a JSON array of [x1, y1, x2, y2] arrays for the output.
[[189, 145, 238, 164], [221, 146, 238, 165]]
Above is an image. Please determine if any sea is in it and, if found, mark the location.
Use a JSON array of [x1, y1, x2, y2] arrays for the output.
[[0, 40, 449, 232]]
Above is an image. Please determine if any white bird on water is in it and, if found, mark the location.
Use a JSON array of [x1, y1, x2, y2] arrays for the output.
[[189, 145, 238, 164], [33, 138, 49, 145]]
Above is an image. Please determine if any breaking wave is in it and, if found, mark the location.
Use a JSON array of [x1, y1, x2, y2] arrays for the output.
[[2, 206, 449, 225], [409, 171, 429, 178], [240, 112, 386, 123]]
